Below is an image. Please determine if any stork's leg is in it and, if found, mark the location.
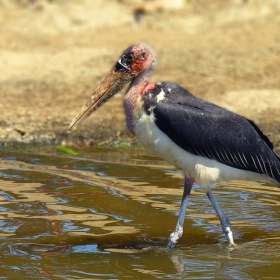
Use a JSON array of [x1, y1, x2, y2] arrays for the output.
[[167, 177, 194, 248], [206, 188, 235, 246]]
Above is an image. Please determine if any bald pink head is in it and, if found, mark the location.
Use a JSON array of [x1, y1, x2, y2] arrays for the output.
[[118, 42, 156, 76]]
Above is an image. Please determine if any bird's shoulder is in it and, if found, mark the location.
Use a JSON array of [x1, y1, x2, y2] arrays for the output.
[[142, 81, 234, 117]]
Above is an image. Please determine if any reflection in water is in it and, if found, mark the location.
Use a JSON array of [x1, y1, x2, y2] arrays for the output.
[[0, 146, 279, 279]]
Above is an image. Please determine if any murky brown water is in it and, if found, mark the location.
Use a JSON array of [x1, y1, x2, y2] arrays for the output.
[[0, 144, 279, 279]]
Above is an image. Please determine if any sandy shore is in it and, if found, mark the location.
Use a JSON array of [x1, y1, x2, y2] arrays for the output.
[[0, 0, 279, 148]]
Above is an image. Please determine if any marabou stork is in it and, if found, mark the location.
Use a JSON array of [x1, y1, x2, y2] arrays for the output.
[[69, 42, 280, 248]]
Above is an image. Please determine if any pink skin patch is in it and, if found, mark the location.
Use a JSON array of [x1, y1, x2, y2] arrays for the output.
[[130, 50, 147, 75], [185, 177, 194, 185], [141, 82, 155, 95]]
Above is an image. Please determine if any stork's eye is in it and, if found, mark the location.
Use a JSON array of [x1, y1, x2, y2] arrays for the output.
[[117, 54, 133, 70], [126, 53, 133, 60], [140, 52, 147, 60]]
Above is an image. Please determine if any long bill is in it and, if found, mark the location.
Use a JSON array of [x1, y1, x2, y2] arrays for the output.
[[68, 62, 135, 130]]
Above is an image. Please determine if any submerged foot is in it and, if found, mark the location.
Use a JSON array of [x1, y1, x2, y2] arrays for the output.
[[224, 226, 236, 246], [167, 228, 183, 248]]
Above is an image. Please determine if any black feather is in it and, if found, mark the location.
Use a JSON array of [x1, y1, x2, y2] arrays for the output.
[[142, 82, 280, 183]]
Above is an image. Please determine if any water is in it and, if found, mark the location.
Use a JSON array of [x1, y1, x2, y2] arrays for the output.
[[0, 144, 280, 279]]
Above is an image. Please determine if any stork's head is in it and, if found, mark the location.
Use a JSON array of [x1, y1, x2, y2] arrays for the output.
[[68, 42, 156, 130], [118, 42, 156, 75]]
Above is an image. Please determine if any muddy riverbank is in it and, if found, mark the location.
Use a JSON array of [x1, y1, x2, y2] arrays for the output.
[[1, 0, 280, 147]]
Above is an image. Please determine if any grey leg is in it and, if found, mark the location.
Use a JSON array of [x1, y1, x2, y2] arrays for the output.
[[167, 177, 194, 248], [206, 189, 235, 246]]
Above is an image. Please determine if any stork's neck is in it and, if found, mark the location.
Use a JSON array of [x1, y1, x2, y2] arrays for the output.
[[124, 67, 153, 135]]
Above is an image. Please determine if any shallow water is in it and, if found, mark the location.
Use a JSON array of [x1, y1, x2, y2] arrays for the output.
[[0, 144, 279, 279]]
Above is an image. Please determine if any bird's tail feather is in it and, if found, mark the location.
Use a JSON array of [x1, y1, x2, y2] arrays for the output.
[[274, 152, 280, 186]]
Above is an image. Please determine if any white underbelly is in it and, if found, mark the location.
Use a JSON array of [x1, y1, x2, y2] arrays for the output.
[[134, 111, 274, 189]]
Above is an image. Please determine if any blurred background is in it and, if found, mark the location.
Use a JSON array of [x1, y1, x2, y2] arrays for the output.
[[0, 0, 280, 147]]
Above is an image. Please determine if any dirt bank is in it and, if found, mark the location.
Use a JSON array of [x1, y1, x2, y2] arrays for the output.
[[0, 0, 280, 148]]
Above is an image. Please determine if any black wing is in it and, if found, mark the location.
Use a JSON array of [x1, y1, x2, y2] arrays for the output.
[[143, 82, 280, 183]]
